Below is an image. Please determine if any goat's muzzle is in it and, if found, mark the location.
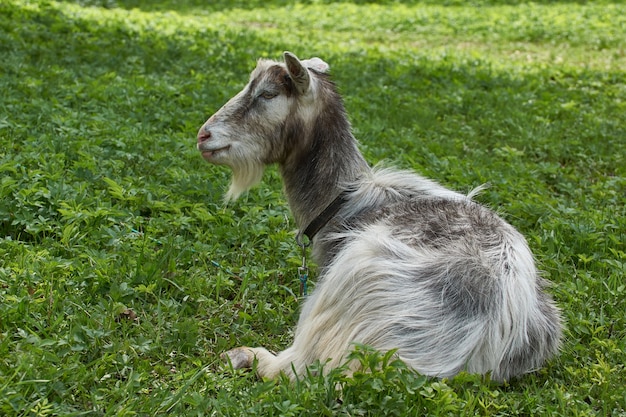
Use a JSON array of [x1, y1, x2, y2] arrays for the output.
[[196, 125, 231, 161], [197, 125, 211, 144]]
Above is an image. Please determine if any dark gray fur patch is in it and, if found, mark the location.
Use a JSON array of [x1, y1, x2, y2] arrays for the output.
[[352, 199, 505, 316], [279, 74, 369, 226]]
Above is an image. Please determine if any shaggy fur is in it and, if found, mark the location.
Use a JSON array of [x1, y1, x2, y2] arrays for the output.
[[197, 52, 562, 381]]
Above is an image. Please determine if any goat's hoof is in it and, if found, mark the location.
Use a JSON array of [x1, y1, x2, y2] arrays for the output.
[[221, 347, 254, 369]]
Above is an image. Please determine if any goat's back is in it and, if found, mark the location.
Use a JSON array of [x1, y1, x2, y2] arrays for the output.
[[301, 168, 562, 380]]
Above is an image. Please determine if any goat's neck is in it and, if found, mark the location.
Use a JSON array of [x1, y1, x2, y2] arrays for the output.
[[280, 123, 369, 230]]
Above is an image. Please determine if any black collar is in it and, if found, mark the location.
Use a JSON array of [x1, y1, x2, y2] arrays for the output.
[[296, 190, 351, 247]]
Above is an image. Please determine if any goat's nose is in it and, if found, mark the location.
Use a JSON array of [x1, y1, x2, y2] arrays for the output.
[[197, 126, 211, 144]]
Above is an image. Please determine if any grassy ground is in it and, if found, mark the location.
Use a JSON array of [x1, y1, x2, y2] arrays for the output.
[[1, 0, 625, 415]]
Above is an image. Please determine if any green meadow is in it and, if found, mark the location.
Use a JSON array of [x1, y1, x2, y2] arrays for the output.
[[1, 0, 625, 415]]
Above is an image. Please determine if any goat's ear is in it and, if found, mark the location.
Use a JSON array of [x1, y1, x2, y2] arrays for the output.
[[284, 51, 310, 95], [301, 57, 330, 74]]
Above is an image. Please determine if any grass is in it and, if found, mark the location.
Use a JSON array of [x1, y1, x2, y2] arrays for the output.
[[0, 0, 625, 415]]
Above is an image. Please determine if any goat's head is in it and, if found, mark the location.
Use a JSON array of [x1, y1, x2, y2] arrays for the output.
[[197, 51, 330, 200]]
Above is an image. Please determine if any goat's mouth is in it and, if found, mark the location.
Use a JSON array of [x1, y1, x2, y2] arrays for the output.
[[200, 145, 231, 161]]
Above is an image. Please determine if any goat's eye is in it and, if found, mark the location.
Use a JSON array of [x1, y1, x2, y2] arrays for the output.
[[260, 91, 279, 100]]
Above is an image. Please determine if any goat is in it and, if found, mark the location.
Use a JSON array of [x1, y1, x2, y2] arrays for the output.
[[196, 51, 562, 381]]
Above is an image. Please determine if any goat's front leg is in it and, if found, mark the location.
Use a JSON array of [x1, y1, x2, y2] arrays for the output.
[[221, 347, 283, 379]]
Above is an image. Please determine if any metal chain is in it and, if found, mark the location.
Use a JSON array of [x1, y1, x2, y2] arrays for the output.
[[298, 242, 309, 297]]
